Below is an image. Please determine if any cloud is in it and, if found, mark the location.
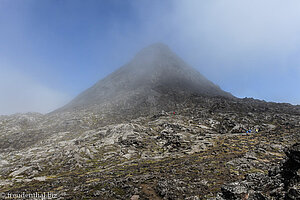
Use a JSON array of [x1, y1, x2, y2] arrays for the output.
[[0, 66, 70, 115], [0, 0, 299, 111], [129, 0, 300, 104], [129, 1, 296, 64], [170, 1, 300, 62]]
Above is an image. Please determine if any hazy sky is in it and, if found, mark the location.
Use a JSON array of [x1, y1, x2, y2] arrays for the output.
[[1, 0, 300, 115]]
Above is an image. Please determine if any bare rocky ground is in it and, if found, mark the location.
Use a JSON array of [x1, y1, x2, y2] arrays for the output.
[[0, 96, 299, 199], [216, 142, 300, 200]]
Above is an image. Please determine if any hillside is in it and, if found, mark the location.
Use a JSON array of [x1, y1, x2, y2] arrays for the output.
[[0, 44, 299, 199]]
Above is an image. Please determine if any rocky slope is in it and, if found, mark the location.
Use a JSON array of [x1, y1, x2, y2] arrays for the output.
[[0, 43, 299, 199], [0, 96, 299, 199]]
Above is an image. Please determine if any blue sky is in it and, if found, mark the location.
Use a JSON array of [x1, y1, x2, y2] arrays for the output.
[[1, 0, 300, 115]]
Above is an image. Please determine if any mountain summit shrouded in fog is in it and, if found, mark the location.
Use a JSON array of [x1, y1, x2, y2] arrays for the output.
[[1, 43, 299, 198], [58, 43, 233, 113], [1, 2, 300, 199]]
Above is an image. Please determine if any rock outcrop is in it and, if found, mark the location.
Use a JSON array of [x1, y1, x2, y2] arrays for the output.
[[217, 143, 300, 200]]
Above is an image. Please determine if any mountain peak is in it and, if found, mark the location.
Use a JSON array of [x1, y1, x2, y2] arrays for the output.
[[57, 43, 233, 114], [132, 43, 174, 66]]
